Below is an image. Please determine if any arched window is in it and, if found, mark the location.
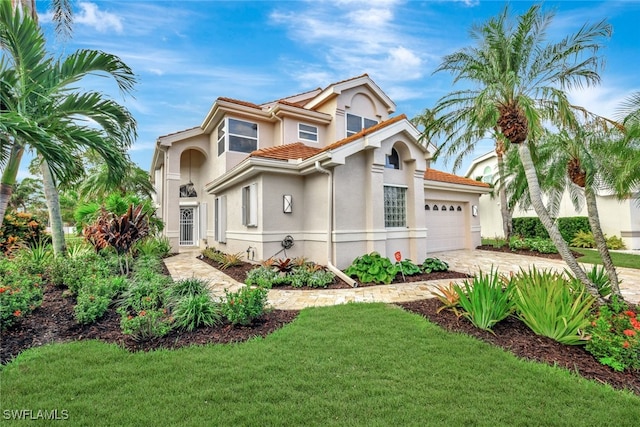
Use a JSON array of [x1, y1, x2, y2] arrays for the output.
[[385, 148, 400, 169], [433, 205, 439, 211], [457, 206, 462, 211], [482, 166, 493, 184], [425, 204, 430, 210], [441, 205, 447, 211]]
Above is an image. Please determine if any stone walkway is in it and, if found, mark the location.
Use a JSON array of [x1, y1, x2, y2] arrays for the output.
[[163, 249, 640, 310]]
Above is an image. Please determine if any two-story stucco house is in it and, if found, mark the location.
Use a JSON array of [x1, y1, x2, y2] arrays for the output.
[[150, 75, 490, 274]]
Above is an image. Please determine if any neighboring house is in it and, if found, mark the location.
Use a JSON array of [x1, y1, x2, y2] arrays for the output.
[[466, 150, 640, 249], [150, 74, 490, 271]]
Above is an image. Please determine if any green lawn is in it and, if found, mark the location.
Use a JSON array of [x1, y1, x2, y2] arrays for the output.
[[481, 238, 640, 270], [572, 248, 640, 269], [1, 303, 638, 426]]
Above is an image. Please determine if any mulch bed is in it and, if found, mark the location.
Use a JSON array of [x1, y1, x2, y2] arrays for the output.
[[198, 255, 471, 289], [2, 249, 638, 397]]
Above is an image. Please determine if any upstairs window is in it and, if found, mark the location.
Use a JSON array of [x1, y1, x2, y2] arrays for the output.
[[229, 118, 258, 153], [482, 166, 493, 184], [299, 123, 318, 142], [217, 122, 225, 156], [346, 113, 378, 137], [385, 148, 400, 169]]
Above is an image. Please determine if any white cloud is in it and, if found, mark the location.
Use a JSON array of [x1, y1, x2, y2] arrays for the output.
[[74, 2, 123, 34]]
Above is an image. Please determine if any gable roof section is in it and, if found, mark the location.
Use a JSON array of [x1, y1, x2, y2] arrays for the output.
[[250, 142, 321, 161], [321, 114, 408, 153], [425, 168, 490, 188], [303, 74, 396, 113]]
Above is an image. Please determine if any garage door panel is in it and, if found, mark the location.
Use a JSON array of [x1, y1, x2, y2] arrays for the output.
[[426, 200, 466, 252]]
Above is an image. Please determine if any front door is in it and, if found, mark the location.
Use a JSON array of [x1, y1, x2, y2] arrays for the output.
[[179, 207, 196, 246]]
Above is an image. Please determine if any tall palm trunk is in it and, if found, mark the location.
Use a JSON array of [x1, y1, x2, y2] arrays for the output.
[[40, 160, 67, 256], [496, 150, 513, 239], [518, 143, 602, 300], [0, 145, 25, 224], [584, 186, 621, 296], [15, 0, 68, 257]]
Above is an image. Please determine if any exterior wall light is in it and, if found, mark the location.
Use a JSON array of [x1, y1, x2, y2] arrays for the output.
[[283, 195, 293, 213], [472, 205, 478, 217]]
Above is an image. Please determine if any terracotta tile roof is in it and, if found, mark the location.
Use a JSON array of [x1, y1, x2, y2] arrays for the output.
[[250, 142, 321, 161], [320, 114, 407, 153], [424, 168, 490, 188], [217, 97, 262, 110]]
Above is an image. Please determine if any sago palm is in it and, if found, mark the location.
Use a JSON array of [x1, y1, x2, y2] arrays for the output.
[[428, 4, 612, 297], [0, 2, 136, 249]]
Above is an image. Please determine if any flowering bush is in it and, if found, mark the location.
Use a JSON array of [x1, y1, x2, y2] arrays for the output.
[[0, 258, 44, 330], [118, 307, 173, 341], [222, 286, 269, 326], [585, 297, 640, 372], [0, 212, 48, 256]]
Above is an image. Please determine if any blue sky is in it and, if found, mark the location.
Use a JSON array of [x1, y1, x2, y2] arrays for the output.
[[31, 0, 640, 178]]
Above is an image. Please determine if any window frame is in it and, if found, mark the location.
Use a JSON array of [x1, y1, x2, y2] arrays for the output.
[[242, 183, 258, 227], [346, 113, 378, 137], [385, 148, 400, 170], [298, 123, 318, 142], [383, 185, 407, 228]]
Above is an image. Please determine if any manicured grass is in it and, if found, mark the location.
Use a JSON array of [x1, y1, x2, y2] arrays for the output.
[[1, 303, 638, 426], [572, 248, 640, 270], [481, 238, 640, 270]]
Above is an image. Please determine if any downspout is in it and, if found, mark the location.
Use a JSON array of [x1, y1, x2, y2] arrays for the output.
[[314, 161, 358, 287]]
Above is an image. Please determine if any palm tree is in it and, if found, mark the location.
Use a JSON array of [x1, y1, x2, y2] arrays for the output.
[[427, 4, 612, 297], [533, 127, 623, 296], [77, 161, 155, 200], [0, 2, 137, 256]]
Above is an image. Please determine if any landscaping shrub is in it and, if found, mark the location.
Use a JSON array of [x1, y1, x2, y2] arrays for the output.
[[430, 282, 461, 316], [511, 268, 594, 345], [74, 276, 127, 325], [46, 251, 116, 294], [512, 216, 590, 243], [454, 268, 514, 331], [512, 217, 549, 239], [585, 265, 612, 298], [421, 257, 449, 273], [222, 286, 269, 325], [557, 217, 591, 243], [245, 266, 279, 288], [168, 277, 210, 299], [118, 308, 174, 341], [0, 211, 48, 255], [509, 237, 557, 254], [134, 236, 172, 258], [344, 252, 398, 284], [570, 231, 627, 250], [172, 294, 221, 331], [586, 296, 640, 372], [0, 256, 44, 330], [395, 259, 422, 276]]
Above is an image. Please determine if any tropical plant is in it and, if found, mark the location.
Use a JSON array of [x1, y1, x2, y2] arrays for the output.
[[585, 265, 612, 298], [0, 256, 44, 330], [395, 259, 422, 276], [0, 211, 48, 256], [168, 277, 210, 300], [454, 269, 514, 332], [219, 252, 244, 270], [511, 268, 594, 345], [222, 286, 269, 326], [0, 1, 136, 257], [571, 230, 596, 248], [421, 257, 449, 273], [424, 3, 612, 298], [118, 307, 174, 341], [172, 294, 221, 331], [245, 266, 278, 288], [586, 296, 640, 372], [430, 282, 461, 316], [344, 252, 398, 285]]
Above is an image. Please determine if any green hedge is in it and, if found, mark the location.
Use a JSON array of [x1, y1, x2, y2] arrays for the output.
[[512, 216, 591, 243]]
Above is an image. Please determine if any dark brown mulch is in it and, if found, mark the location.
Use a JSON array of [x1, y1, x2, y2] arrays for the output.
[[0, 283, 298, 365], [399, 298, 640, 396], [198, 255, 471, 289], [476, 244, 584, 260]]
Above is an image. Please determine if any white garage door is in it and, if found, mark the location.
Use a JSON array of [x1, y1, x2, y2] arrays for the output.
[[425, 201, 466, 253]]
